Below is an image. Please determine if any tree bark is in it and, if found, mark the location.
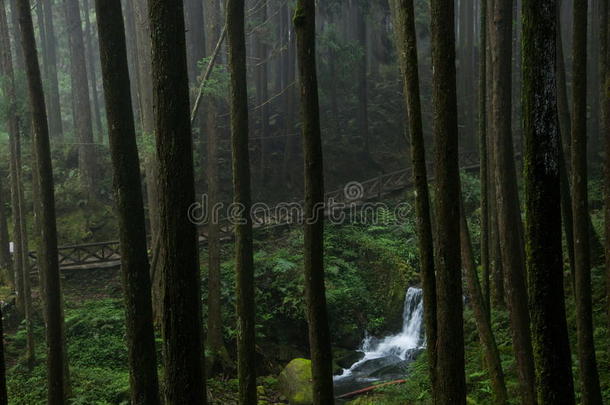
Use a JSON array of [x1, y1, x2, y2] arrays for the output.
[[571, 1, 603, 403], [0, 306, 7, 405], [459, 198, 508, 405], [479, 0, 491, 311], [132, 0, 161, 323], [294, 3, 334, 405], [388, 0, 437, 401], [429, 0, 466, 403], [82, 0, 103, 142], [40, 0, 62, 141], [204, 0, 230, 374], [63, 0, 98, 199], [0, 0, 15, 290], [490, 1, 537, 403], [16, 0, 67, 402], [148, 0, 207, 403], [94, 0, 161, 403], [227, 0, 257, 402], [522, 1, 576, 402]]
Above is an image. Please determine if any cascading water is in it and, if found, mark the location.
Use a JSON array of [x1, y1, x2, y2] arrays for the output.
[[334, 287, 425, 396]]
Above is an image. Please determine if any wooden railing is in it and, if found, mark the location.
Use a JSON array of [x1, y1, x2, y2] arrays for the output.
[[29, 149, 495, 271]]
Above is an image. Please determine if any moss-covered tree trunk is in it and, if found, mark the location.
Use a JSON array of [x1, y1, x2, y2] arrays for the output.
[[490, 1, 537, 403], [16, 0, 67, 402], [571, 1, 603, 403], [479, 0, 491, 311], [605, 0, 610, 344], [227, 0, 257, 403], [148, 0, 207, 403], [94, 0, 161, 403], [429, 0, 466, 403], [294, 3, 335, 405], [0, 1, 15, 291], [522, 2, 576, 402], [388, 1, 437, 401], [0, 306, 6, 405], [459, 198, 508, 404]]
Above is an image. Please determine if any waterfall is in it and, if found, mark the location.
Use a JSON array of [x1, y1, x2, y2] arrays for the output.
[[334, 287, 425, 382]]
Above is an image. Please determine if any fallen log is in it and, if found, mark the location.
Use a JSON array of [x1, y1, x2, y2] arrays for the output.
[[336, 379, 407, 400]]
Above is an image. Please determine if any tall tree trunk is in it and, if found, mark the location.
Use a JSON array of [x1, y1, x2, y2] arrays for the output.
[[388, 0, 437, 401], [82, 0, 103, 143], [0, 306, 7, 405], [459, 198, 508, 404], [429, 0, 466, 403], [486, 0, 506, 310], [490, 1, 537, 402], [522, 2, 576, 402], [0, 176, 11, 287], [121, 0, 141, 125], [8, 0, 24, 69], [294, 3, 334, 404], [204, 0, 230, 374], [571, 1, 603, 403], [148, 0, 207, 403], [16, 0, 67, 402], [556, 3, 577, 284], [94, 1, 161, 403], [604, 0, 610, 344], [255, 0, 269, 190], [63, 0, 98, 199], [185, 0, 206, 85], [355, 4, 370, 158], [132, 0, 161, 323], [227, 0, 257, 402], [479, 0, 491, 310], [40, 0, 63, 141], [0, 1, 15, 291]]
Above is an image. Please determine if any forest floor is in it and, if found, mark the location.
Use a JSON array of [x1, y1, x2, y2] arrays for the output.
[[1, 172, 609, 404]]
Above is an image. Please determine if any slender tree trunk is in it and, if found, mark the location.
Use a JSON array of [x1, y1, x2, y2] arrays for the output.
[[0, 176, 11, 287], [522, 2, 576, 402], [94, 1, 161, 403], [82, 0, 103, 143], [479, 0, 491, 310], [39, 0, 63, 141], [16, 0, 67, 402], [572, 1, 603, 403], [63, 0, 98, 199], [121, 0, 141, 124], [132, 0, 161, 323], [227, 0, 257, 402], [388, 1, 437, 401], [8, 0, 24, 69], [184, 0, 206, 85], [556, 3, 577, 284], [459, 198, 508, 404], [204, 0, 230, 374], [355, 4, 370, 158], [0, 306, 6, 405], [604, 0, 610, 344], [0, 1, 16, 291], [491, 1, 537, 402], [294, 3, 334, 404], [148, 0, 207, 403], [486, 0, 506, 310], [429, 1, 466, 403]]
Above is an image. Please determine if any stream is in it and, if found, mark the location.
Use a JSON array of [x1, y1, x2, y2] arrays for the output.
[[333, 287, 425, 398]]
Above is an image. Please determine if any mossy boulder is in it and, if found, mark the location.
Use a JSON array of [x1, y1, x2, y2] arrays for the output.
[[278, 358, 313, 405]]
